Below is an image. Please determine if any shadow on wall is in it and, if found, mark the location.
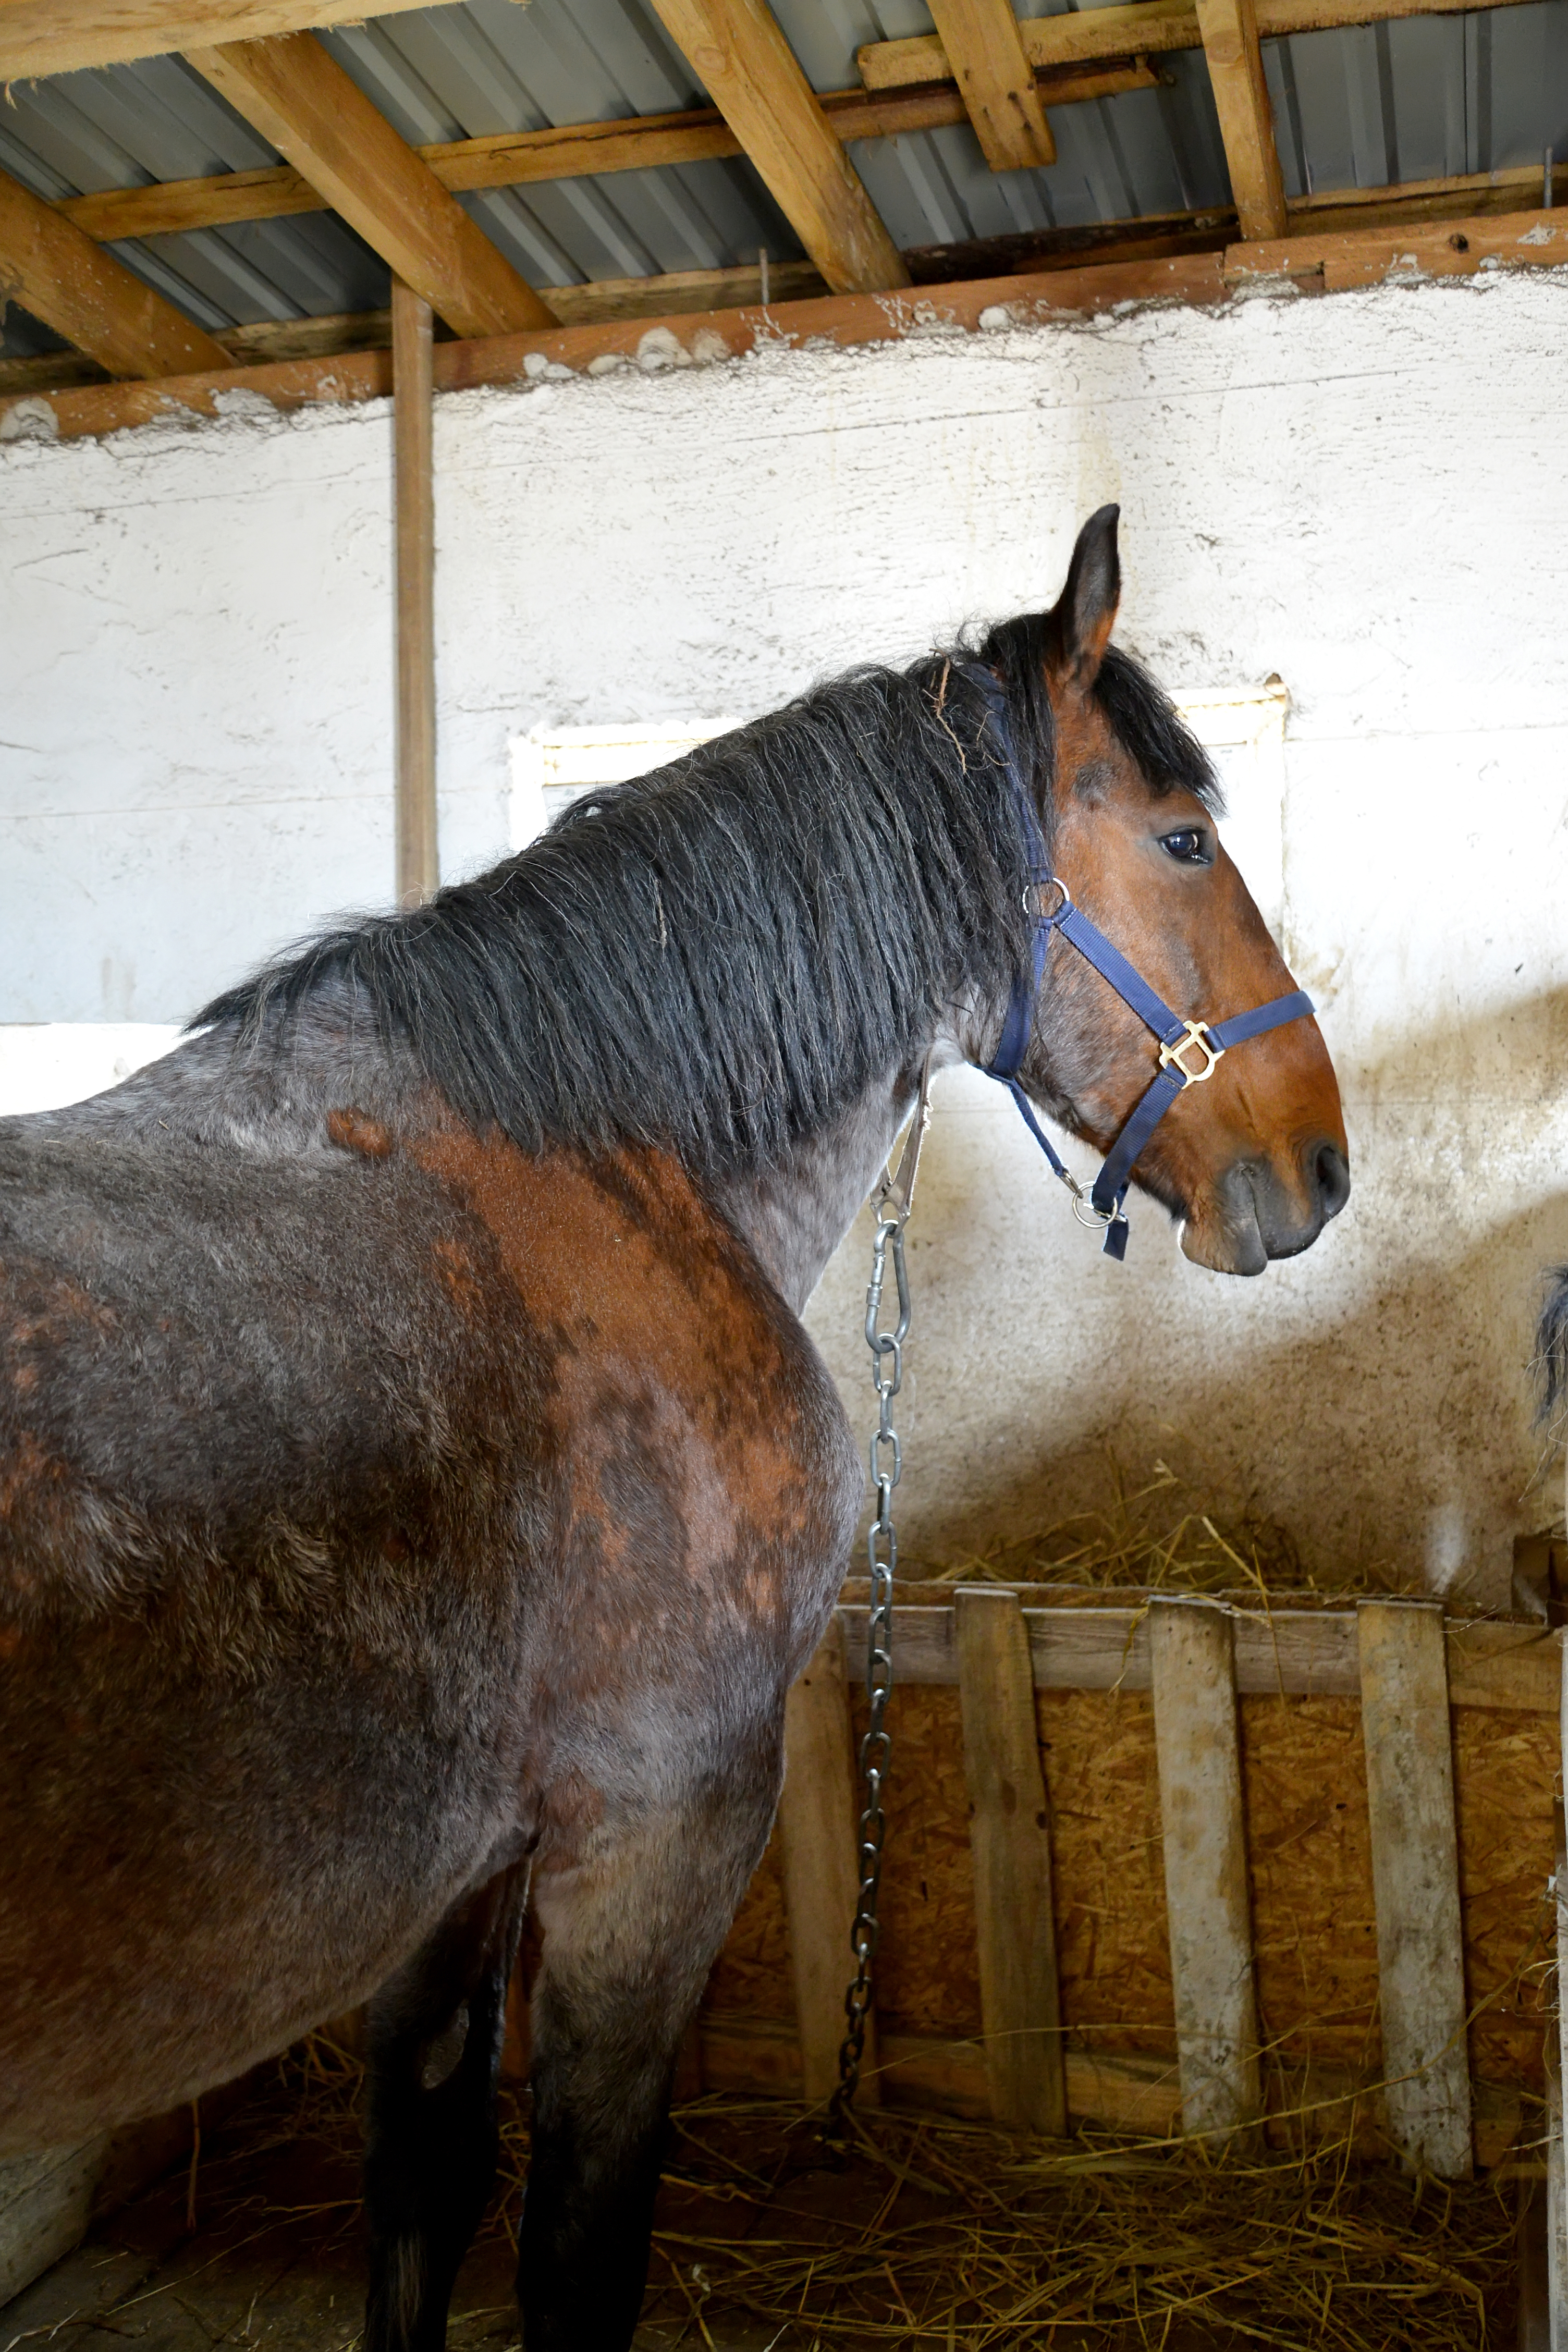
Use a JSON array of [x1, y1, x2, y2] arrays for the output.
[[814, 985, 1568, 1607]]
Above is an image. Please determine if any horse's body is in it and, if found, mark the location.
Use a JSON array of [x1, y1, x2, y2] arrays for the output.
[[1, 513, 1348, 2350]]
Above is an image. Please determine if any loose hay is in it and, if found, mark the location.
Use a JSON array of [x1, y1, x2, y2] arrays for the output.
[[629, 2096, 1519, 2350], [273, 2043, 1519, 2350], [927, 1449, 1406, 1596]]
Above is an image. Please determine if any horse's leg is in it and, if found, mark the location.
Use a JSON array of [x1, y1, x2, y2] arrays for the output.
[[517, 1741, 779, 2352], [362, 1858, 531, 2352]]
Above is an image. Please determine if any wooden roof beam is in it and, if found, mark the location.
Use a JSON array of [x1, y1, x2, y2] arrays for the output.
[[1195, 0, 1286, 239], [856, 0, 1544, 90], [185, 32, 555, 337], [643, 0, 909, 293], [923, 0, 1056, 170], [52, 67, 1157, 248], [0, 162, 231, 378]]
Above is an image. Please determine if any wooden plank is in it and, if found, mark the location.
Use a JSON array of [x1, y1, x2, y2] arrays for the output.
[[47, 66, 1152, 249], [0, 164, 231, 380], [1227, 204, 1568, 289], [1195, 0, 1287, 240], [1148, 1598, 1260, 2142], [643, 0, 909, 294], [391, 279, 437, 912], [954, 1588, 1067, 2136], [924, 0, 1056, 170], [1358, 1600, 1472, 2177], [777, 1621, 872, 2104], [856, 0, 1543, 88], [185, 34, 555, 337], [21, 201, 1568, 447]]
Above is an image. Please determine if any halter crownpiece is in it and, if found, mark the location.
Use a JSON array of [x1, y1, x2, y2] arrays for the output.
[[960, 663, 1315, 1263]]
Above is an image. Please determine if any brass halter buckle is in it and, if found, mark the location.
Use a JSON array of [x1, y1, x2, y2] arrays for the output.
[[1159, 1019, 1225, 1085]]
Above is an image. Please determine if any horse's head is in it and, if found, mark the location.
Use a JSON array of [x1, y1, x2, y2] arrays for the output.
[[1009, 507, 1348, 1276]]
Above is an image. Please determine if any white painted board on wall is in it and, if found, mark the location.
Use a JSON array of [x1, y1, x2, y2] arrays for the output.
[[508, 721, 739, 850]]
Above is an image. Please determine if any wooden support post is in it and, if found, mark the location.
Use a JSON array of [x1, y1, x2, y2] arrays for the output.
[[1194, 0, 1288, 240], [778, 1620, 874, 2103], [1357, 1599, 1472, 2177], [391, 277, 437, 910], [1148, 1597, 1260, 2143], [955, 1586, 1067, 2137]]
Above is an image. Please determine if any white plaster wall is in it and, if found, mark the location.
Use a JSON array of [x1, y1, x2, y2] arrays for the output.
[[5, 267, 1568, 1599]]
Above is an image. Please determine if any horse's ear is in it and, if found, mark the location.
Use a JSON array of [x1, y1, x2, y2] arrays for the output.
[[1049, 504, 1121, 693]]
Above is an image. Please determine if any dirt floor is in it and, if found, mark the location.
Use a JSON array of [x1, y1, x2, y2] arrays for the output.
[[0, 2060, 1526, 2352]]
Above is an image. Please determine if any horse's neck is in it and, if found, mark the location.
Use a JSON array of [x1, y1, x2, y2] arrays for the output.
[[715, 1033, 963, 1316]]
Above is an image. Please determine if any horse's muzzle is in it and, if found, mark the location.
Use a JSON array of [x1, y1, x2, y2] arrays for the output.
[[1190, 1139, 1351, 1276]]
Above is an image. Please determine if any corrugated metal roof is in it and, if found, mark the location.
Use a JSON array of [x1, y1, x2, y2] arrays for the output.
[[3, 0, 1565, 359]]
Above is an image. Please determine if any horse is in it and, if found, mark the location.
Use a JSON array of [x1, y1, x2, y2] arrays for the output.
[[0, 507, 1348, 2352]]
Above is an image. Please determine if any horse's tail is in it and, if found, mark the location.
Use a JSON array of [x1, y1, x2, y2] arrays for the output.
[[1536, 1265, 1568, 1426]]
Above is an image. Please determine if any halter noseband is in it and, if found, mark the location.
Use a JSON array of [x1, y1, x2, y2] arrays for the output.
[[961, 664, 1315, 1263]]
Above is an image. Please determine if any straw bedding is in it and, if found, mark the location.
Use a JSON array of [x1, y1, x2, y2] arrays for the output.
[[273, 2039, 1521, 2349]]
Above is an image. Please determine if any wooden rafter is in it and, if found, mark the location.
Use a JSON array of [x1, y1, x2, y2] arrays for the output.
[[643, 0, 909, 293], [185, 33, 555, 337], [0, 162, 231, 378], [856, 0, 1541, 89], [50, 67, 1158, 250], [1195, 0, 1286, 239], [923, 0, 1056, 171]]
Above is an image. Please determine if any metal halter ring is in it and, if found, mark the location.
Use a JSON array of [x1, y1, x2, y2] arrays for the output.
[[1158, 1019, 1226, 1085], [1023, 875, 1070, 921]]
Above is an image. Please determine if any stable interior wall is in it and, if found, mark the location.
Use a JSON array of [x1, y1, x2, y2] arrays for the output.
[[5, 265, 1568, 1602]]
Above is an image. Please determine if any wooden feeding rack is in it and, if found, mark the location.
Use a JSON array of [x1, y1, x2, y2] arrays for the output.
[[697, 1586, 1567, 2265]]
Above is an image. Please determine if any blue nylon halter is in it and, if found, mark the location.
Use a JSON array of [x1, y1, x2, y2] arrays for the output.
[[961, 664, 1315, 1263]]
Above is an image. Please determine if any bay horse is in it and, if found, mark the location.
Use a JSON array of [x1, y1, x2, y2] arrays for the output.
[[0, 509, 1348, 2351]]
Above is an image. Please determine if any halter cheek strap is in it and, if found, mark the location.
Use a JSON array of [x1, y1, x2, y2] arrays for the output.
[[960, 664, 1315, 1262]]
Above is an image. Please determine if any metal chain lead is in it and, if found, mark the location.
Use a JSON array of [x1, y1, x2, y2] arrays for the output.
[[826, 1061, 930, 2140]]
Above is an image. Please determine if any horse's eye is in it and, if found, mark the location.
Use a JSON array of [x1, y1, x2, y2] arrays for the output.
[[1159, 830, 1207, 865]]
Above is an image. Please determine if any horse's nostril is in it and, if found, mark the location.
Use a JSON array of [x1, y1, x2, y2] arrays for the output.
[[1312, 1141, 1351, 1221]]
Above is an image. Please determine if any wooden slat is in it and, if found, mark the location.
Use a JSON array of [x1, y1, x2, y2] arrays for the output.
[[51, 67, 1153, 249], [954, 1588, 1067, 2136], [777, 1622, 872, 2104], [643, 0, 909, 294], [0, 164, 231, 379], [1148, 1599, 1260, 2142], [924, 0, 1056, 170], [391, 279, 437, 912], [185, 34, 555, 338], [1195, 0, 1287, 240], [1358, 1600, 1472, 2177], [856, 0, 1544, 88]]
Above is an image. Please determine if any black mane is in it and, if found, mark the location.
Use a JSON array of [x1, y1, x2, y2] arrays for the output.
[[198, 617, 1217, 1180]]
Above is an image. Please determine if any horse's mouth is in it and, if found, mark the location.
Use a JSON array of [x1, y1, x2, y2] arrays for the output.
[[1179, 1148, 1350, 1277]]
